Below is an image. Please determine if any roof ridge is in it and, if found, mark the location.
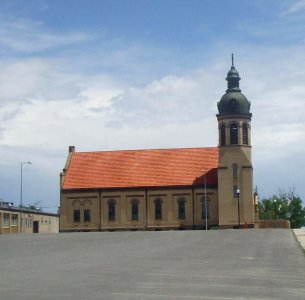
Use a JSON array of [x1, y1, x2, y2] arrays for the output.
[[74, 146, 218, 154]]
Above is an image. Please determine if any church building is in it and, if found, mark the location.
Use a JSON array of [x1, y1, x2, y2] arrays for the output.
[[59, 58, 255, 231]]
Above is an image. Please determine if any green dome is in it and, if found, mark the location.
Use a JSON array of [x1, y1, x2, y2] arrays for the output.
[[217, 91, 251, 115], [217, 57, 251, 116]]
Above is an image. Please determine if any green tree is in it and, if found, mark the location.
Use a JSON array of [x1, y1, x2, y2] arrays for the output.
[[289, 197, 305, 228], [258, 188, 305, 229], [18, 200, 42, 211]]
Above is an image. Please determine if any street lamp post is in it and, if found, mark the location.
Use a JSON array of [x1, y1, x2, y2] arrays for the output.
[[20, 161, 32, 233], [286, 196, 292, 222], [237, 188, 240, 228], [273, 199, 277, 220], [204, 171, 207, 231]]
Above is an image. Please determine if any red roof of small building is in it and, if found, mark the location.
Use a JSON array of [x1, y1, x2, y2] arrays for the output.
[[62, 147, 219, 190]]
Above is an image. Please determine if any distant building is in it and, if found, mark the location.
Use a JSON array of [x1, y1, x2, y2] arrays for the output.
[[0, 204, 59, 234], [60, 58, 256, 231]]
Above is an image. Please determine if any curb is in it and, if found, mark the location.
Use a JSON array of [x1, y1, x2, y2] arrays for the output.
[[292, 229, 305, 255]]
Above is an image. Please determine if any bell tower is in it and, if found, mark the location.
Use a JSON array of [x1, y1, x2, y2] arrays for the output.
[[217, 55, 254, 228]]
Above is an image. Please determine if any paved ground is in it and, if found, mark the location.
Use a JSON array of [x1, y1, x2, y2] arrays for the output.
[[1, 229, 305, 300]]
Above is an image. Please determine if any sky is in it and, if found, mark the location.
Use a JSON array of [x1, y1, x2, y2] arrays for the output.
[[0, 0, 305, 212]]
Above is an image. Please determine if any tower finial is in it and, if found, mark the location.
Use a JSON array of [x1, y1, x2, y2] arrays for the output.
[[226, 53, 240, 92]]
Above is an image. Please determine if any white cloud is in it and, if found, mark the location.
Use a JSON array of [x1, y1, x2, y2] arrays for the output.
[[0, 58, 86, 105], [103, 67, 225, 128], [0, 70, 218, 149], [285, 0, 305, 14], [0, 19, 92, 53], [79, 75, 124, 111], [1, 45, 305, 158]]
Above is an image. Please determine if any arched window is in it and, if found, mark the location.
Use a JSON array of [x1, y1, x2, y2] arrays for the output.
[[220, 124, 226, 146], [83, 199, 92, 222], [178, 198, 186, 220], [131, 199, 139, 221], [72, 199, 81, 223], [232, 163, 238, 180], [201, 197, 210, 219], [242, 123, 249, 145], [155, 198, 162, 220], [84, 209, 91, 222], [108, 199, 116, 221], [73, 210, 80, 222], [230, 123, 238, 145]]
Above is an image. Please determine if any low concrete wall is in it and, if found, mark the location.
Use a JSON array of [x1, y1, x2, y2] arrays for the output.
[[258, 220, 290, 229]]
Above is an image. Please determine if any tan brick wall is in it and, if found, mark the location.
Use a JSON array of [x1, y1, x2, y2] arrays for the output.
[[0, 209, 59, 234], [0, 211, 19, 234], [60, 187, 219, 232], [60, 192, 100, 231], [21, 213, 59, 233], [217, 117, 254, 227]]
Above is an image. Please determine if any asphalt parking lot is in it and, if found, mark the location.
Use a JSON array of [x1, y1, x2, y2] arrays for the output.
[[1, 229, 305, 300]]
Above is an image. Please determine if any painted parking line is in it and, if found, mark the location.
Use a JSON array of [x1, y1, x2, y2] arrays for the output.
[[112, 292, 242, 299], [148, 273, 304, 282]]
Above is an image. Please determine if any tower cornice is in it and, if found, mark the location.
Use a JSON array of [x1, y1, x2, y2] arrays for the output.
[[216, 113, 252, 121]]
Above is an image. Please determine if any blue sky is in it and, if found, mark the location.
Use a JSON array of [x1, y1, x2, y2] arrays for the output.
[[0, 0, 305, 211]]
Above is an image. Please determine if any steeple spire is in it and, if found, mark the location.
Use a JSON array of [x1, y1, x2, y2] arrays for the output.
[[217, 55, 251, 116], [226, 54, 240, 92]]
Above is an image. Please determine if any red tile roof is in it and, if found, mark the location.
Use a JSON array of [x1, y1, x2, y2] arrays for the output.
[[62, 147, 219, 190]]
